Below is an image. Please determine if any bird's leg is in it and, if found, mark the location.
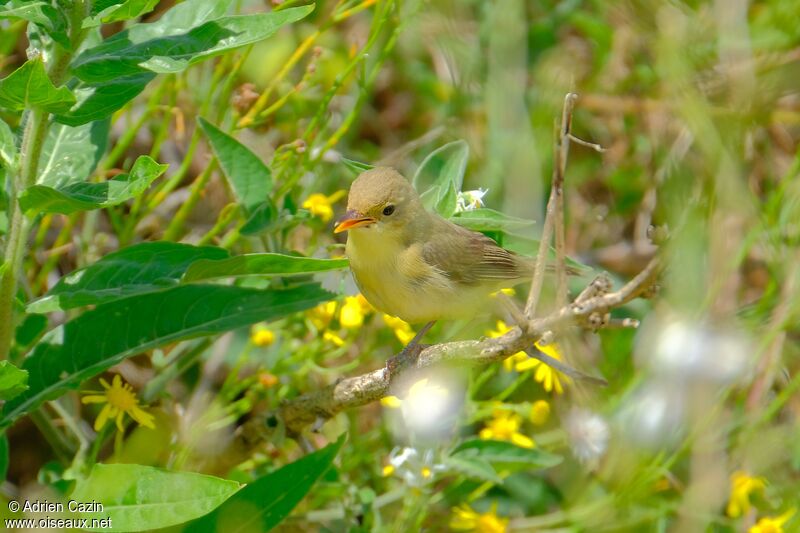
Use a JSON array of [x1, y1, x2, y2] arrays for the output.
[[523, 346, 608, 386], [387, 321, 436, 375]]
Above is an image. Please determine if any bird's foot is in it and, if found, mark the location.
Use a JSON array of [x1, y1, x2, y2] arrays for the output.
[[386, 342, 428, 376]]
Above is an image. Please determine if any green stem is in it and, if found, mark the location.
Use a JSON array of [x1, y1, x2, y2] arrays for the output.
[[0, 110, 47, 357]]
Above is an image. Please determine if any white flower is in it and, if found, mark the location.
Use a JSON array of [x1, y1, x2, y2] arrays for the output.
[[383, 446, 446, 486], [456, 188, 488, 212]]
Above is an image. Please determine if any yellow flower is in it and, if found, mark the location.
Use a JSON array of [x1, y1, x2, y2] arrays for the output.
[[727, 471, 767, 518], [323, 330, 346, 347], [382, 464, 395, 476], [450, 502, 508, 533], [529, 400, 550, 425], [250, 326, 275, 347], [750, 509, 796, 533], [479, 409, 534, 448], [82, 375, 155, 432], [302, 190, 346, 222], [258, 372, 279, 388], [339, 294, 371, 329], [308, 301, 337, 330], [487, 321, 570, 394], [380, 395, 402, 408], [382, 314, 415, 344], [421, 466, 432, 479]]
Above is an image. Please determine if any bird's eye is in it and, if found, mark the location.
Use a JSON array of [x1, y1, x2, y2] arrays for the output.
[[382, 205, 395, 216]]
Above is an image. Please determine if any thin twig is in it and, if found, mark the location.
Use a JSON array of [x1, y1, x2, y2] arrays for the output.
[[525, 93, 577, 317]]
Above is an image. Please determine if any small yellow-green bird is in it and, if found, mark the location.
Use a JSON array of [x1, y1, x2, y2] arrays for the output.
[[335, 167, 537, 327]]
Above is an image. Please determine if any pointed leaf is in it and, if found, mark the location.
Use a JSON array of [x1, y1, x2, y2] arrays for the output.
[[71, 464, 241, 532], [342, 157, 373, 175], [183, 254, 349, 282], [450, 439, 562, 470], [72, 6, 314, 83], [28, 242, 230, 313], [0, 58, 75, 113], [1, 283, 332, 429], [54, 74, 153, 126], [83, 0, 160, 27], [19, 155, 167, 214], [184, 434, 345, 532], [443, 455, 502, 484], [450, 208, 535, 233], [197, 117, 271, 213], [413, 140, 469, 213]]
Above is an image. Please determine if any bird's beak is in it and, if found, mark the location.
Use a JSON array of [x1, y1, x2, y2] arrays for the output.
[[334, 210, 376, 233]]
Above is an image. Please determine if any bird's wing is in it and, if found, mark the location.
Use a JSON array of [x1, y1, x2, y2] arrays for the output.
[[421, 218, 531, 285]]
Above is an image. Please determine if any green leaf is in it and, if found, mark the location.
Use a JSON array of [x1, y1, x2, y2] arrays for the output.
[[0, 58, 75, 113], [450, 439, 562, 470], [54, 74, 153, 126], [0, 117, 16, 168], [71, 464, 241, 532], [38, 119, 110, 187], [239, 200, 278, 235], [72, 6, 314, 83], [450, 208, 535, 233], [14, 313, 47, 347], [443, 455, 502, 484], [0, 360, 28, 401], [184, 434, 345, 532], [184, 254, 349, 282], [413, 140, 469, 214], [197, 117, 271, 213], [1, 283, 332, 429], [342, 157, 374, 175], [19, 155, 167, 214], [0, 1, 69, 49], [28, 241, 229, 313], [83, 0, 160, 27]]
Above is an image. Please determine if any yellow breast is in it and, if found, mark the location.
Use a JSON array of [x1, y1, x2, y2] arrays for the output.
[[345, 228, 493, 324]]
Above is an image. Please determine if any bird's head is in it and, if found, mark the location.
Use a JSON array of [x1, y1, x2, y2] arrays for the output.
[[334, 167, 424, 239]]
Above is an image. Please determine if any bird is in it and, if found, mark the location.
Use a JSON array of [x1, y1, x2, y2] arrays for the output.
[[334, 166, 538, 327]]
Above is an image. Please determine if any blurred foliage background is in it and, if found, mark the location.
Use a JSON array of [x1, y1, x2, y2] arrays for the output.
[[1, 0, 800, 531]]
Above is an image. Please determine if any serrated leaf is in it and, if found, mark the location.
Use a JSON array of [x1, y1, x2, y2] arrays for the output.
[[184, 434, 345, 532], [183, 254, 349, 282], [27, 241, 230, 313], [72, 6, 314, 83], [0, 360, 28, 401], [0, 58, 75, 113], [71, 464, 241, 532], [54, 74, 153, 126], [450, 439, 562, 470], [19, 155, 167, 214], [197, 117, 271, 213], [450, 208, 535, 233], [38, 119, 110, 187], [413, 140, 469, 213], [1, 283, 332, 429], [0, 117, 16, 168]]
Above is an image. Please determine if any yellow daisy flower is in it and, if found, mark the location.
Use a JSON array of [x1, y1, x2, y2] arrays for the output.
[[308, 301, 337, 330], [302, 190, 346, 222], [82, 375, 155, 432], [250, 326, 275, 347], [339, 294, 372, 329], [727, 471, 766, 518], [450, 502, 508, 533], [479, 409, 534, 449], [750, 509, 795, 533], [487, 320, 570, 394], [529, 400, 550, 425]]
